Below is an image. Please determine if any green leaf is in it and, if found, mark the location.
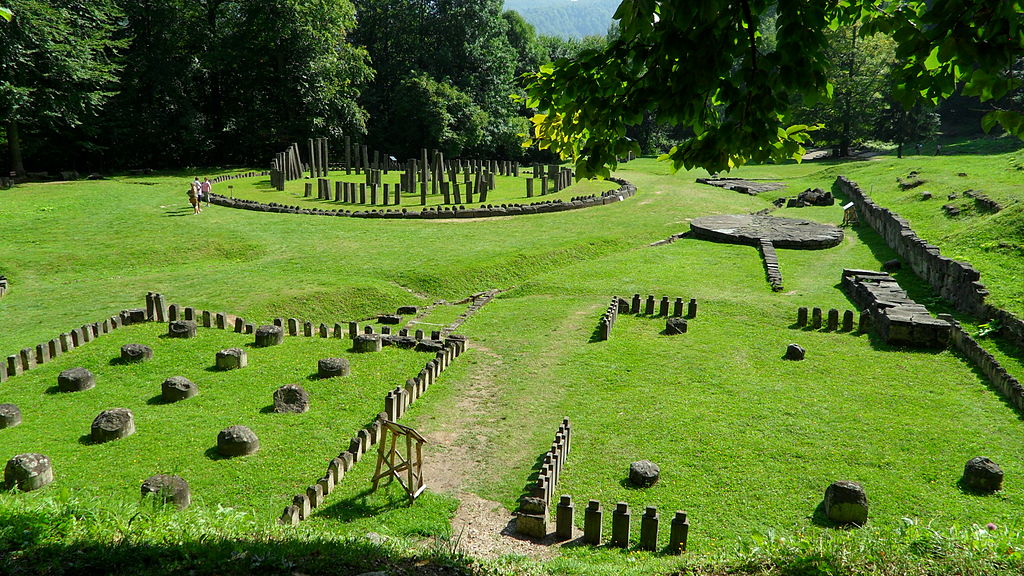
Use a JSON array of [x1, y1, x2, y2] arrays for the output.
[[0, 7, 11, 21]]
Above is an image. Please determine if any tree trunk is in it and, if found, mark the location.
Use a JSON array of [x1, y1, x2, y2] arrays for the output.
[[7, 120, 24, 177], [897, 142, 903, 158], [839, 28, 857, 158]]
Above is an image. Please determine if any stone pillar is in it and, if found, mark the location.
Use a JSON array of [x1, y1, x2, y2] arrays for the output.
[[639, 506, 659, 551], [288, 318, 299, 336], [611, 502, 631, 547], [348, 321, 357, 339], [556, 495, 574, 540], [659, 296, 670, 316], [811, 307, 822, 329], [827, 308, 839, 331], [842, 310, 854, 332], [669, 511, 689, 553], [797, 307, 808, 326], [644, 295, 655, 315], [303, 321, 313, 337], [687, 298, 697, 318], [673, 297, 684, 317], [859, 309, 872, 333], [630, 293, 641, 314], [583, 500, 602, 545]]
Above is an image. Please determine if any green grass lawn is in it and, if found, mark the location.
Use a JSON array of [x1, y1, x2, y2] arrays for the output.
[[3, 144, 1024, 575]]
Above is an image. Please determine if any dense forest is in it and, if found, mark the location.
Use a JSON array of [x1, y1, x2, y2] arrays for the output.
[[0, 0, 1018, 176], [504, 0, 618, 39]]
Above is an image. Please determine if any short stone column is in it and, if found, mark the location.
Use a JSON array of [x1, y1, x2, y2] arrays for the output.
[[555, 495, 574, 540], [141, 474, 191, 509], [58, 367, 95, 392], [354, 334, 382, 353], [639, 506, 659, 551], [91, 408, 136, 443], [3, 453, 54, 491], [669, 511, 689, 553], [826, 308, 839, 331], [318, 358, 350, 378], [583, 500, 602, 545], [215, 348, 247, 370], [168, 320, 197, 338], [824, 480, 868, 525], [162, 376, 198, 402], [611, 502, 631, 547], [273, 384, 310, 413], [217, 425, 260, 457], [120, 344, 153, 363], [0, 403, 22, 429], [811, 307, 822, 329], [797, 307, 808, 326], [842, 310, 854, 331], [255, 325, 284, 347]]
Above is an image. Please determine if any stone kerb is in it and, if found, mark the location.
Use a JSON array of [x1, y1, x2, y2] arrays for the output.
[[282, 337, 468, 526], [596, 297, 622, 341], [841, 269, 950, 347], [835, 176, 1024, 351], [515, 418, 572, 538], [759, 239, 784, 291], [568, 497, 689, 553], [945, 316, 1024, 415]]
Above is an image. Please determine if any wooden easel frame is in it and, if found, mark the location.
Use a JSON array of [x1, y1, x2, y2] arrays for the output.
[[370, 420, 427, 504]]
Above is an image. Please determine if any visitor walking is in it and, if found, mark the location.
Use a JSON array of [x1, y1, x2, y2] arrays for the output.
[[201, 177, 212, 206], [188, 178, 202, 214]]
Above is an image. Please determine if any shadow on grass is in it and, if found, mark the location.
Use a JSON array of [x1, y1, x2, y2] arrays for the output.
[[43, 385, 62, 395], [0, 534, 470, 576], [259, 405, 275, 414], [313, 487, 410, 521], [146, 394, 168, 406], [810, 500, 839, 528], [203, 447, 228, 461], [77, 434, 96, 446]]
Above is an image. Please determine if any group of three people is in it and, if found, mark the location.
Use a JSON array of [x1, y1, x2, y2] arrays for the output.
[[188, 177, 212, 214]]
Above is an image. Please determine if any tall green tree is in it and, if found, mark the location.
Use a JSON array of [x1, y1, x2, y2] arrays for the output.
[[526, 0, 1024, 177], [0, 0, 123, 175], [353, 0, 522, 159]]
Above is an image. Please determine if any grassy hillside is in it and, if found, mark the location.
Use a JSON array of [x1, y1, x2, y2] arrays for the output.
[[2, 142, 1024, 575]]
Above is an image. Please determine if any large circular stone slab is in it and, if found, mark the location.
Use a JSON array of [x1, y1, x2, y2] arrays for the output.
[[690, 214, 843, 249]]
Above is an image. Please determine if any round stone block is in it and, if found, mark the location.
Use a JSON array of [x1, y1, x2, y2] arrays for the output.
[[141, 474, 191, 509], [167, 320, 198, 338], [58, 367, 95, 392], [120, 343, 154, 363], [378, 314, 402, 325], [0, 403, 22, 429], [273, 384, 310, 413], [162, 376, 199, 402], [824, 480, 868, 525], [217, 425, 259, 457], [665, 317, 688, 335], [962, 457, 1003, 493], [317, 358, 350, 378], [4, 453, 54, 492], [254, 325, 284, 347], [215, 348, 247, 370], [784, 343, 806, 361], [354, 334, 382, 353], [91, 408, 136, 443], [629, 460, 660, 487]]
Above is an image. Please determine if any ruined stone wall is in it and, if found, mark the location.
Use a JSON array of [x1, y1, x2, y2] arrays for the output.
[[835, 176, 1024, 349]]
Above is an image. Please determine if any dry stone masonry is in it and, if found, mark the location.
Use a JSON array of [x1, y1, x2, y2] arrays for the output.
[[841, 269, 950, 347], [515, 418, 572, 538]]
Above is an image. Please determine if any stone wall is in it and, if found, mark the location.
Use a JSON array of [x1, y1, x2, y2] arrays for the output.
[[841, 269, 951, 348], [515, 418, 572, 537], [944, 315, 1024, 414], [208, 174, 636, 219], [835, 176, 1024, 350]]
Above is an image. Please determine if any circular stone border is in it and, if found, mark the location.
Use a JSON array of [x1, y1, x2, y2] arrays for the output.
[[689, 213, 844, 249], [206, 176, 636, 219]]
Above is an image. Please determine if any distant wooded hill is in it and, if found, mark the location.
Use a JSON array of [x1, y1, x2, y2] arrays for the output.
[[504, 0, 619, 38]]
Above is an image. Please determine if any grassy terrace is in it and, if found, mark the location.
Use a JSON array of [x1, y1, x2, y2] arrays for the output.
[[2, 141, 1024, 575]]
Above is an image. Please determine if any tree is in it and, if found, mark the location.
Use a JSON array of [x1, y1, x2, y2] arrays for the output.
[[353, 0, 523, 158], [0, 0, 123, 176], [790, 26, 896, 157], [389, 73, 487, 156], [525, 1, 1024, 177]]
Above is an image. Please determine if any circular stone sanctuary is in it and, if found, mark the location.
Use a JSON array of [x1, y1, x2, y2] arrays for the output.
[[689, 214, 844, 249]]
